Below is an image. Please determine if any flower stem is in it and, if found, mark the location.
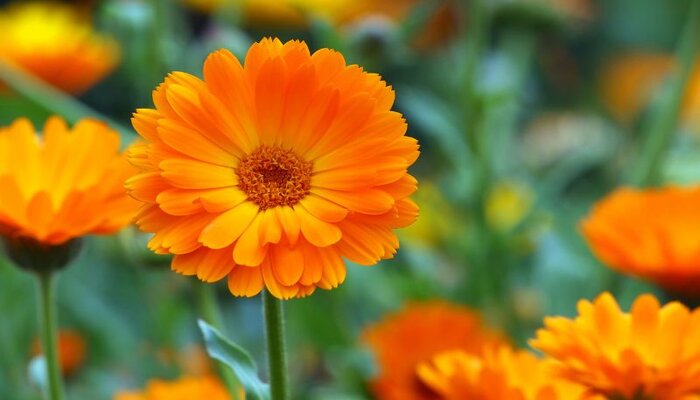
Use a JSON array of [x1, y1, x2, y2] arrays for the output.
[[36, 272, 64, 400], [263, 290, 289, 400], [195, 283, 242, 400]]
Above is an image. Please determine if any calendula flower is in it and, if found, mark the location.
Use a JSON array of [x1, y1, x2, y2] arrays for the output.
[[580, 186, 700, 296], [530, 292, 700, 399], [0, 2, 120, 94], [417, 347, 590, 400], [362, 301, 506, 400], [114, 376, 234, 400], [126, 38, 419, 299], [0, 117, 137, 271], [31, 330, 86, 377], [599, 53, 700, 127]]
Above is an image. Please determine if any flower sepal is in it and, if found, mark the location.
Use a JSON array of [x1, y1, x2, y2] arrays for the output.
[[1, 236, 83, 274]]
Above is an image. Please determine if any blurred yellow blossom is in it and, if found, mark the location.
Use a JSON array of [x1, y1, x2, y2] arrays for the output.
[[485, 181, 534, 232], [0, 2, 120, 94]]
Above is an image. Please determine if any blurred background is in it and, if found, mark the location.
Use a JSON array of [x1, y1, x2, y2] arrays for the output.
[[1, 0, 699, 398]]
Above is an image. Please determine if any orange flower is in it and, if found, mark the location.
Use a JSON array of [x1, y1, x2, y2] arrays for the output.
[[31, 330, 86, 377], [530, 292, 700, 399], [0, 117, 137, 249], [0, 2, 120, 94], [417, 347, 590, 400], [114, 376, 234, 400], [126, 38, 419, 299], [362, 301, 506, 400], [599, 53, 700, 126], [580, 186, 700, 296]]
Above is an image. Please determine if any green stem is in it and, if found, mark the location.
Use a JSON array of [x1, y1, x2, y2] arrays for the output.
[[629, 0, 700, 187], [196, 283, 241, 400], [36, 272, 64, 400], [263, 291, 289, 400]]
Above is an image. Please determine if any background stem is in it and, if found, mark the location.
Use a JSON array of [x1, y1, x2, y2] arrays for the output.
[[37, 272, 64, 400], [263, 291, 289, 400]]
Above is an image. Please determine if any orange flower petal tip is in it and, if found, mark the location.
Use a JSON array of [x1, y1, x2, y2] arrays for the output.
[[113, 376, 238, 400], [126, 38, 419, 300]]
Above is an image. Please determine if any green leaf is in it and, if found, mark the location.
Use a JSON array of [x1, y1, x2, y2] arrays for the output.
[[198, 319, 270, 400]]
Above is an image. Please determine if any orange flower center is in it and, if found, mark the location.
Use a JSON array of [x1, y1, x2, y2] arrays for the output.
[[236, 145, 312, 210]]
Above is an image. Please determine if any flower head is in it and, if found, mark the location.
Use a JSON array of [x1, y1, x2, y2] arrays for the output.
[[0, 117, 137, 255], [0, 2, 120, 94], [31, 330, 86, 377], [581, 186, 700, 296], [114, 376, 233, 400], [126, 38, 419, 299], [362, 301, 506, 400], [417, 347, 590, 400], [530, 292, 700, 399]]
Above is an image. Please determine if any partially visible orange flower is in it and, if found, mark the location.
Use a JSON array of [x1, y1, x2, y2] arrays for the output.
[[530, 292, 700, 399], [0, 2, 120, 94], [0, 117, 138, 247], [114, 376, 235, 400], [362, 301, 506, 400], [31, 330, 86, 377], [417, 347, 590, 400], [126, 38, 419, 299], [599, 53, 700, 127], [580, 186, 700, 296]]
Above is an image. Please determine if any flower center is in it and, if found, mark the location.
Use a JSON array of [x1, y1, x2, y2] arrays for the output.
[[236, 146, 312, 210]]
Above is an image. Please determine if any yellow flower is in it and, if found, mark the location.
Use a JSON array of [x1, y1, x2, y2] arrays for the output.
[[0, 2, 120, 94], [126, 38, 419, 299], [530, 292, 700, 399], [581, 186, 700, 296], [362, 301, 506, 400], [417, 347, 591, 400], [114, 376, 235, 400], [485, 181, 534, 233]]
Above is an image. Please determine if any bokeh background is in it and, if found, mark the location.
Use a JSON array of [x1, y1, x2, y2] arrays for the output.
[[1, 0, 699, 398]]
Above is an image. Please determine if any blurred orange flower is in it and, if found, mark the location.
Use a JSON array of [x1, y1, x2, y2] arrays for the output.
[[0, 117, 137, 247], [0, 2, 120, 94], [31, 330, 86, 377], [362, 301, 506, 400], [114, 376, 235, 400], [530, 292, 700, 399], [126, 38, 419, 299], [581, 186, 700, 296], [599, 53, 700, 126], [417, 347, 590, 400]]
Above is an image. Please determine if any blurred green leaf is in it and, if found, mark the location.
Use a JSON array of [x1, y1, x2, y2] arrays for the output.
[[198, 319, 269, 400]]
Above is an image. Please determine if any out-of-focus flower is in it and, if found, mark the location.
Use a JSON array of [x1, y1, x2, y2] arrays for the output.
[[581, 186, 700, 296], [362, 301, 506, 400], [126, 38, 419, 299], [183, 0, 457, 42], [114, 376, 236, 400], [0, 117, 137, 271], [531, 292, 700, 399], [401, 182, 459, 248], [485, 181, 534, 233], [0, 2, 120, 94], [599, 53, 700, 127], [31, 330, 86, 377], [417, 346, 590, 400]]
